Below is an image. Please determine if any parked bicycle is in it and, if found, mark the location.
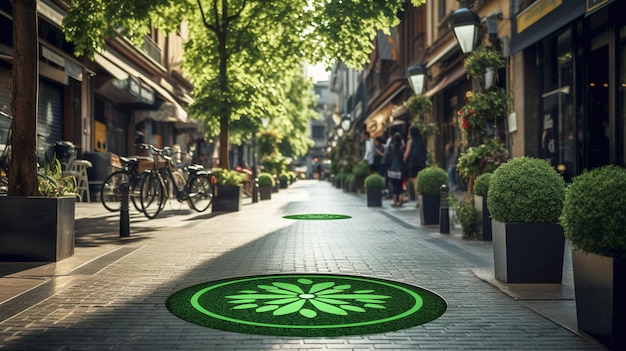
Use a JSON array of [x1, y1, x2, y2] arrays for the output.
[[99, 146, 153, 212], [139, 145, 216, 219], [0, 111, 12, 194]]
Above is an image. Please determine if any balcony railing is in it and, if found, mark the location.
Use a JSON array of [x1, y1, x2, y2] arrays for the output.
[[141, 35, 162, 64]]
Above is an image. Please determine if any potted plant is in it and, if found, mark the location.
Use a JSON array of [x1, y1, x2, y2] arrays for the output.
[[0, 156, 78, 262], [278, 173, 289, 189], [559, 165, 626, 350], [344, 173, 355, 193], [487, 156, 566, 283], [457, 195, 476, 239], [364, 173, 385, 207], [353, 160, 369, 192], [473, 172, 493, 241], [416, 166, 449, 225], [256, 172, 275, 200], [211, 168, 247, 212], [457, 138, 508, 192]]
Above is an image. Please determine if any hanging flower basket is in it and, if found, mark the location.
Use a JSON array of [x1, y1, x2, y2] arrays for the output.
[[457, 87, 511, 134], [464, 46, 505, 80], [408, 94, 432, 116], [457, 138, 508, 189]]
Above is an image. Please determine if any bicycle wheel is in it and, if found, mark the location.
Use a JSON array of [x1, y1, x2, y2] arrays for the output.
[[139, 172, 165, 219], [100, 171, 131, 212], [187, 174, 214, 212]]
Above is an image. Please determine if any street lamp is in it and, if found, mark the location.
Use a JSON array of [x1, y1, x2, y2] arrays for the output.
[[340, 114, 352, 132], [448, 8, 480, 54], [407, 65, 427, 95], [251, 117, 271, 203]]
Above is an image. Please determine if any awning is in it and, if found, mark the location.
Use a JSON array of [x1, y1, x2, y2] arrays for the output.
[[425, 65, 467, 97], [95, 50, 188, 123], [364, 86, 406, 139], [135, 102, 180, 123]]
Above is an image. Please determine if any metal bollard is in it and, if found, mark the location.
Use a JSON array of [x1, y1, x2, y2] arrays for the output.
[[440, 184, 450, 234], [119, 182, 130, 237]]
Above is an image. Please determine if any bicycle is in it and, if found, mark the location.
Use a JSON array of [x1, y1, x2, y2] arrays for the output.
[[99, 151, 151, 212], [138, 145, 216, 219]]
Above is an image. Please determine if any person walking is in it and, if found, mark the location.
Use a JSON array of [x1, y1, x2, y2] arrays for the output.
[[403, 126, 427, 207], [362, 130, 375, 172], [386, 132, 406, 207], [374, 136, 386, 176]]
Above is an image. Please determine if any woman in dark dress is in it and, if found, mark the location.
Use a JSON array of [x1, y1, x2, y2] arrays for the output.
[[386, 132, 406, 207]]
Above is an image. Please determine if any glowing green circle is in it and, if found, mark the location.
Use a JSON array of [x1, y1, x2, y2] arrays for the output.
[[282, 214, 352, 220], [167, 274, 447, 337]]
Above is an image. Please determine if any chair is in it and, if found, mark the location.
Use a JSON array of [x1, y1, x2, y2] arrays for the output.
[[63, 159, 93, 202]]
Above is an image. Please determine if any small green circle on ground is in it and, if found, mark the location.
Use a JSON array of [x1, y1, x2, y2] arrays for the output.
[[282, 214, 352, 220], [167, 274, 447, 337]]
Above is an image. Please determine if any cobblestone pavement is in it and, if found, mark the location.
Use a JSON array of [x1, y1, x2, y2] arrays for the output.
[[0, 180, 605, 350]]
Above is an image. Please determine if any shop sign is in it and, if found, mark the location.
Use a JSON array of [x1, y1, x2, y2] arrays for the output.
[[586, 0, 613, 15], [517, 0, 562, 34]]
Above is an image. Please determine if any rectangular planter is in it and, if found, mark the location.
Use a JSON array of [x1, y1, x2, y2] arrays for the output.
[[212, 185, 243, 212], [419, 194, 440, 225], [572, 250, 626, 350], [492, 220, 565, 283], [259, 186, 272, 200], [474, 195, 492, 241], [366, 187, 382, 207], [0, 196, 75, 261]]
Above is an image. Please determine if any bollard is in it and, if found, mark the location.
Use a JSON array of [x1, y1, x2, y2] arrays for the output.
[[119, 182, 130, 237], [439, 184, 450, 234]]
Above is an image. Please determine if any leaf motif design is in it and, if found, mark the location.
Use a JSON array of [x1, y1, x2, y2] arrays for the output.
[[232, 303, 258, 309], [272, 282, 304, 294], [228, 299, 256, 304], [257, 285, 297, 295], [314, 297, 349, 305], [340, 305, 366, 312], [355, 299, 387, 304], [273, 299, 306, 316], [310, 299, 348, 315], [265, 297, 300, 305], [353, 290, 375, 294], [256, 305, 279, 313], [299, 308, 317, 318], [316, 289, 345, 295], [239, 290, 257, 294], [308, 282, 335, 293], [364, 303, 386, 309]]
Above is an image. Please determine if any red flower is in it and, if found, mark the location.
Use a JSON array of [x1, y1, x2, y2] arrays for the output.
[[461, 118, 469, 130]]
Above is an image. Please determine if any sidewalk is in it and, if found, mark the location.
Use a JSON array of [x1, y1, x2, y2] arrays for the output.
[[0, 180, 604, 350]]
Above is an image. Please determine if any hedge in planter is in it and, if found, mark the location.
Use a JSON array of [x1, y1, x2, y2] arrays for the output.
[[416, 166, 449, 225], [472, 172, 492, 241], [364, 173, 385, 207], [559, 165, 626, 350], [257, 172, 275, 200], [487, 157, 566, 283], [212, 168, 247, 212]]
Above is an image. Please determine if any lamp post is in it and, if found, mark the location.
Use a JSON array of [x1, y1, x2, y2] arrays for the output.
[[251, 117, 270, 203], [340, 114, 352, 132], [407, 65, 427, 95], [448, 7, 480, 54]]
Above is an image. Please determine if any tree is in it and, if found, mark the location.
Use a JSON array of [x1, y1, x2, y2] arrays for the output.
[[10, 0, 426, 196]]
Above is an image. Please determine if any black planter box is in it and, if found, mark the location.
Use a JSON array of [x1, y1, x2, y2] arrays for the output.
[[572, 250, 626, 350], [212, 185, 243, 212], [0, 196, 75, 261], [259, 186, 272, 200], [419, 194, 440, 225], [366, 187, 382, 207], [474, 195, 492, 241], [492, 220, 564, 283]]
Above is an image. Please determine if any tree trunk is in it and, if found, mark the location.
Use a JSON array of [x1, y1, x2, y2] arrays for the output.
[[217, 1, 230, 170], [9, 0, 39, 196]]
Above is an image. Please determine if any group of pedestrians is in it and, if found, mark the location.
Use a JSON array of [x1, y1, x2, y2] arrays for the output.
[[362, 126, 427, 208]]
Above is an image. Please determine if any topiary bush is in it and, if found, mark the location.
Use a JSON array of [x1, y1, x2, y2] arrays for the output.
[[257, 172, 275, 187], [560, 165, 626, 258], [473, 172, 492, 197], [212, 168, 247, 186], [364, 173, 385, 188], [416, 166, 449, 196], [487, 156, 565, 223]]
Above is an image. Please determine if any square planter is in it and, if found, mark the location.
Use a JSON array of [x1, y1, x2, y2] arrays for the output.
[[572, 250, 626, 350], [474, 195, 492, 241], [0, 196, 75, 262], [419, 194, 440, 225], [492, 220, 565, 283], [366, 187, 382, 207], [212, 184, 243, 212], [259, 185, 272, 200]]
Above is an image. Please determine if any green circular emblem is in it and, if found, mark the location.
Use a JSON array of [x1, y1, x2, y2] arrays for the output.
[[167, 274, 447, 337], [282, 214, 352, 220]]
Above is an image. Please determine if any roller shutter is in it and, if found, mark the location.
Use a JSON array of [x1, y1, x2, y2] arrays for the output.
[[37, 79, 63, 158]]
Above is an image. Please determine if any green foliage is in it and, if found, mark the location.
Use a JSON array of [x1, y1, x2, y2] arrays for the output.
[[464, 46, 506, 80], [457, 196, 477, 239], [457, 88, 511, 133], [212, 168, 247, 186], [407, 95, 432, 116], [487, 157, 565, 224], [256, 172, 275, 187], [288, 171, 297, 182], [416, 166, 449, 196], [278, 173, 289, 183], [353, 160, 370, 176], [38, 156, 79, 198], [457, 138, 508, 183], [473, 173, 492, 197], [344, 173, 355, 186], [364, 173, 385, 189], [560, 166, 626, 258]]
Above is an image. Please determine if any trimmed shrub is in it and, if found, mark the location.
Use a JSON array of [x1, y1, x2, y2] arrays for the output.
[[416, 166, 449, 196], [473, 172, 492, 197], [487, 156, 565, 223], [560, 165, 626, 258], [257, 172, 275, 187], [212, 168, 247, 186], [364, 173, 385, 188]]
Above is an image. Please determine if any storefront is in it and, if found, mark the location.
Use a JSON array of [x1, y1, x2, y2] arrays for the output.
[[512, 0, 624, 180]]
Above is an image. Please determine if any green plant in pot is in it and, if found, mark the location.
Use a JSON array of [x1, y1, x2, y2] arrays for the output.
[[487, 156, 566, 283], [472, 172, 493, 241], [416, 166, 449, 226], [353, 160, 369, 192], [211, 168, 247, 212], [278, 173, 289, 189], [559, 165, 626, 350], [364, 173, 385, 207], [256, 172, 275, 200]]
